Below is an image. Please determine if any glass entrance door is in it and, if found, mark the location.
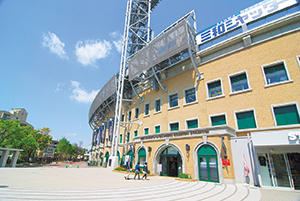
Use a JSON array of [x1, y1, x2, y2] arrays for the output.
[[258, 153, 294, 189], [287, 153, 300, 190]]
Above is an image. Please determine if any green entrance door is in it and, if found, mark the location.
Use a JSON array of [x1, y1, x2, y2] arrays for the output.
[[138, 148, 146, 164], [198, 145, 219, 182], [104, 152, 109, 167]]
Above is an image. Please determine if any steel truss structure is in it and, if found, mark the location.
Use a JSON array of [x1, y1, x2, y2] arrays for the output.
[[88, 0, 202, 169]]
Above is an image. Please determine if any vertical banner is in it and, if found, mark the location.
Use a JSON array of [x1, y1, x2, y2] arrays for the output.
[[92, 130, 97, 146], [108, 119, 114, 142], [100, 123, 106, 144], [96, 127, 101, 145]]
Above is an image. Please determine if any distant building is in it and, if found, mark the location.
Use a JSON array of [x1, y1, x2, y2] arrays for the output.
[[0, 108, 32, 127], [43, 140, 59, 158]]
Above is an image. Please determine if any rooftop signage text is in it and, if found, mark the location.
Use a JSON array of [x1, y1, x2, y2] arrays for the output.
[[196, 0, 298, 45]]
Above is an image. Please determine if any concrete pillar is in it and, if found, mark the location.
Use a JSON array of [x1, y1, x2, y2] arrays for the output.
[[0, 150, 9, 167], [10, 151, 20, 167]]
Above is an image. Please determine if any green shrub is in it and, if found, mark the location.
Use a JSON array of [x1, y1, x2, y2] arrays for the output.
[[178, 173, 191, 179], [114, 166, 126, 172]]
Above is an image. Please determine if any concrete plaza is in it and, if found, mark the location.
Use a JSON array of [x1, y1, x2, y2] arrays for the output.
[[0, 162, 299, 200]]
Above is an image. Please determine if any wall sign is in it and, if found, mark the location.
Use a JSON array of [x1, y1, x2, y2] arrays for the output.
[[222, 159, 230, 166], [196, 0, 298, 45], [288, 131, 300, 141]]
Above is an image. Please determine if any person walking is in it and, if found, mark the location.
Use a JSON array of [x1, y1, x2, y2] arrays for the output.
[[124, 158, 131, 180], [134, 162, 140, 180], [141, 162, 148, 180]]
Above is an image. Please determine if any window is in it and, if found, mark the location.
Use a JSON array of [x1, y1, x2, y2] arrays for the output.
[[155, 125, 161, 133], [120, 134, 123, 143], [134, 130, 138, 137], [186, 119, 198, 129], [144, 128, 149, 135], [272, 103, 300, 126], [128, 110, 132, 121], [229, 71, 251, 93], [235, 110, 257, 130], [169, 92, 179, 108], [121, 114, 124, 122], [170, 122, 179, 131], [262, 60, 291, 86], [206, 78, 224, 99], [135, 107, 139, 119], [184, 87, 197, 104], [211, 114, 226, 126], [144, 102, 150, 116], [155, 98, 161, 113], [126, 132, 130, 143]]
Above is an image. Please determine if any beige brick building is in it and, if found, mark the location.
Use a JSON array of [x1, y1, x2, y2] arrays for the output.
[[89, 0, 300, 190]]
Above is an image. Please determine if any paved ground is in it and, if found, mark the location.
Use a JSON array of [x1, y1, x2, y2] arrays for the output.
[[0, 162, 299, 200]]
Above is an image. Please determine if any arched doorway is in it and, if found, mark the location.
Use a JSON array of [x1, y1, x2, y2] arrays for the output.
[[198, 145, 219, 182], [104, 152, 109, 167], [138, 148, 146, 164], [126, 150, 133, 167], [159, 146, 182, 177], [117, 151, 120, 164]]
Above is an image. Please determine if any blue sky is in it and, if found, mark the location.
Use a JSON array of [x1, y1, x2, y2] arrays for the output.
[[0, 0, 261, 148]]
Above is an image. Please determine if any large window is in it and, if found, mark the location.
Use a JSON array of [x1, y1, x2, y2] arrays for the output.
[[169, 92, 179, 108], [186, 119, 198, 129], [126, 132, 130, 143], [134, 130, 138, 137], [170, 122, 179, 131], [135, 107, 139, 119], [272, 103, 300, 126], [184, 87, 197, 104], [155, 125, 161, 134], [144, 102, 150, 116], [155, 98, 161, 113], [120, 134, 123, 143], [128, 110, 132, 121], [235, 110, 257, 130], [262, 60, 291, 86], [229, 71, 251, 93], [210, 114, 226, 126], [144, 127, 149, 135], [206, 78, 224, 99]]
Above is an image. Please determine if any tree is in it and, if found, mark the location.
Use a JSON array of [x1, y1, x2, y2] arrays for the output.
[[57, 137, 72, 160], [0, 119, 53, 162]]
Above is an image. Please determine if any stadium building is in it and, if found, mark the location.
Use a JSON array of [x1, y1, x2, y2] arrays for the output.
[[89, 0, 300, 190]]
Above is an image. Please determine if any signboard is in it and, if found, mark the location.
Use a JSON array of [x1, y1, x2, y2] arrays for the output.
[[196, 0, 298, 45], [222, 159, 231, 166], [157, 164, 162, 172]]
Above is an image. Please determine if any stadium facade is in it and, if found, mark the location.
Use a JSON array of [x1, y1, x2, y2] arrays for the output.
[[89, 0, 300, 190]]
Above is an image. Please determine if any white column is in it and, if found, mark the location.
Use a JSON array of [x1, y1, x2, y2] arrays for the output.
[[0, 150, 9, 167], [10, 151, 20, 167]]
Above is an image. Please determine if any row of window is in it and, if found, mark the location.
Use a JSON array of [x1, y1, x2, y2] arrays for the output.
[[124, 58, 296, 121], [120, 102, 300, 143]]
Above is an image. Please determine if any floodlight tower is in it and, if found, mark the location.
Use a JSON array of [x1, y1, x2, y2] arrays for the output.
[[109, 0, 160, 169]]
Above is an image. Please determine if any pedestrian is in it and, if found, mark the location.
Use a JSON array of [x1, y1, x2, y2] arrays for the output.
[[141, 162, 148, 180], [124, 158, 131, 180], [134, 162, 140, 180]]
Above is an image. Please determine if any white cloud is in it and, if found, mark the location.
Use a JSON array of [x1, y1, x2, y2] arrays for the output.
[[110, 31, 123, 53], [42, 32, 68, 59], [55, 83, 65, 92], [66, 133, 77, 136], [70, 81, 98, 103], [75, 39, 112, 67]]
